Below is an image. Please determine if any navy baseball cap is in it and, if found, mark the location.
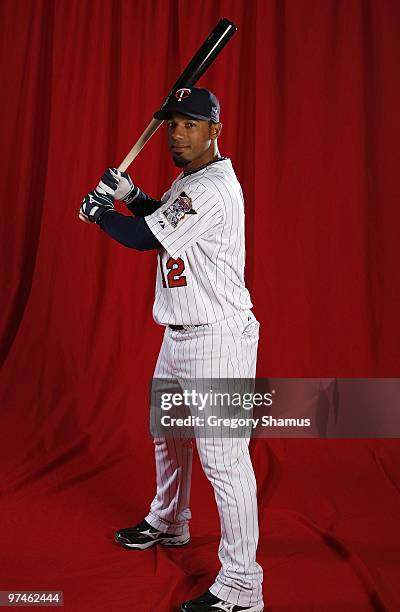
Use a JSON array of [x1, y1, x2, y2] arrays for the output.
[[154, 87, 220, 122]]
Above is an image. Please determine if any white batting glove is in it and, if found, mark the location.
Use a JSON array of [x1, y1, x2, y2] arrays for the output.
[[96, 168, 140, 205]]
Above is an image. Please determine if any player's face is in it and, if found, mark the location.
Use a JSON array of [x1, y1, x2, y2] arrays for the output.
[[167, 112, 221, 171]]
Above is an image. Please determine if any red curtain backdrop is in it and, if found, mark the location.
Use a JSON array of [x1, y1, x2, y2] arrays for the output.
[[1, 1, 399, 610]]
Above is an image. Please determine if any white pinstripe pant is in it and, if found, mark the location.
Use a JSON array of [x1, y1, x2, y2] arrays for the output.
[[145, 310, 264, 608]]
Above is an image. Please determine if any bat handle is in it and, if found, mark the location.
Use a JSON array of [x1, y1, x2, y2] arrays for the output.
[[118, 118, 164, 172], [78, 118, 165, 223]]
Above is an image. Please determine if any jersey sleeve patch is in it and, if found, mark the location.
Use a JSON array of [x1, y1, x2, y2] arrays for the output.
[[163, 192, 197, 228]]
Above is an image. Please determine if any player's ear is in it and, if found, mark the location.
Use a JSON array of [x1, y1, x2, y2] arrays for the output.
[[210, 122, 222, 140]]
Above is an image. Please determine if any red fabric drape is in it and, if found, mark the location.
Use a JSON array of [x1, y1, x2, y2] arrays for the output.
[[1, 1, 399, 610]]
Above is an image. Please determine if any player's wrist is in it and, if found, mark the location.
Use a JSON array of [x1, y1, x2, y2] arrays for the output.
[[121, 183, 140, 205], [94, 206, 117, 225]]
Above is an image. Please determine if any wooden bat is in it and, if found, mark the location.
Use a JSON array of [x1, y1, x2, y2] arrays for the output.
[[79, 17, 237, 223]]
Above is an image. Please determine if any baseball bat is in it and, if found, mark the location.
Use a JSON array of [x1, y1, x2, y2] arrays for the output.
[[80, 17, 237, 222], [118, 17, 237, 171]]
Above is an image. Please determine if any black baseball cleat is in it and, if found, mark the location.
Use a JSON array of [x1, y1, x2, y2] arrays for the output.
[[181, 590, 264, 612], [114, 519, 190, 550]]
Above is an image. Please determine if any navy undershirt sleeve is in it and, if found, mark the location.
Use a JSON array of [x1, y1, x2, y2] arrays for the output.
[[98, 210, 161, 251], [125, 190, 163, 217]]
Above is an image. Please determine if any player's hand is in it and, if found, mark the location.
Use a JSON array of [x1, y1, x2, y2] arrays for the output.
[[79, 189, 114, 223], [96, 168, 139, 205]]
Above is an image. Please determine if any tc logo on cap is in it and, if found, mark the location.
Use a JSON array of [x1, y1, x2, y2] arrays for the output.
[[175, 88, 191, 102]]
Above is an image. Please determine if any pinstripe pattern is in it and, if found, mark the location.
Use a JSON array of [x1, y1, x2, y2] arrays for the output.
[[145, 310, 263, 608], [145, 159, 253, 326], [143, 158, 263, 608]]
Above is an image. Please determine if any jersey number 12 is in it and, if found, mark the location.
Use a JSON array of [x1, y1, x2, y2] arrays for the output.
[[160, 256, 187, 288]]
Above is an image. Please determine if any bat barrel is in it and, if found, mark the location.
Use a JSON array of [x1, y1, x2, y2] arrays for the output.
[[161, 18, 237, 108]]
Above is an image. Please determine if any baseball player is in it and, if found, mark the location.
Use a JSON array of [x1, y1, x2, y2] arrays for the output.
[[80, 88, 264, 612]]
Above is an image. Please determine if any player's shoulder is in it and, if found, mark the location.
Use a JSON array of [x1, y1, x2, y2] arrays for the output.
[[186, 158, 240, 198], [205, 157, 236, 179]]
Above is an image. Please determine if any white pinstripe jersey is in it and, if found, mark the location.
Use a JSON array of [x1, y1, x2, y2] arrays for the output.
[[145, 158, 252, 326]]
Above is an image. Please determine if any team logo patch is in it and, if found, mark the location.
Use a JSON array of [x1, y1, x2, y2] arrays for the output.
[[163, 192, 197, 228], [175, 88, 191, 102]]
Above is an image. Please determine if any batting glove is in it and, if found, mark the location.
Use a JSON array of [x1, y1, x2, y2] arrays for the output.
[[79, 190, 115, 223], [96, 167, 140, 206]]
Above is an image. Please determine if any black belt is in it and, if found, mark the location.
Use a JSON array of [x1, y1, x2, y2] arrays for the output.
[[169, 324, 202, 330]]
